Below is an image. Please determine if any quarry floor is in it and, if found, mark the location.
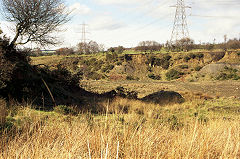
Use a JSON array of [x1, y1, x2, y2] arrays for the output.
[[79, 80, 240, 99]]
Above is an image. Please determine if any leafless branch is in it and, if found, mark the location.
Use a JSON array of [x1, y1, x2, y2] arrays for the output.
[[1, 0, 71, 47]]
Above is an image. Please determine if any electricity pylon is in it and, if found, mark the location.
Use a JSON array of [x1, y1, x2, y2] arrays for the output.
[[80, 22, 90, 54], [80, 22, 89, 43], [170, 0, 191, 43]]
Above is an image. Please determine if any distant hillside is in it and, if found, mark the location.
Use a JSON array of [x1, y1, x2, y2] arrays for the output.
[[31, 50, 240, 82]]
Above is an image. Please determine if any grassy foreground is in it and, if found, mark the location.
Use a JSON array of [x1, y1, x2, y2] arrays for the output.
[[1, 98, 240, 158]]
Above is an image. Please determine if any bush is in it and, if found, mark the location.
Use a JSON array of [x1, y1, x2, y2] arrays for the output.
[[147, 56, 170, 69], [168, 115, 184, 130], [116, 61, 122, 66], [56, 47, 74, 55], [196, 53, 204, 59], [0, 98, 7, 126], [161, 61, 170, 70], [163, 55, 172, 61], [216, 72, 240, 80], [211, 52, 225, 61], [237, 52, 240, 56], [124, 54, 132, 61], [166, 69, 183, 81], [85, 71, 103, 80], [101, 64, 114, 73], [184, 56, 191, 62], [126, 75, 135, 80], [189, 53, 196, 59], [195, 66, 202, 71], [147, 66, 152, 72], [224, 66, 238, 73], [179, 65, 188, 69], [54, 105, 78, 115], [148, 73, 161, 80], [106, 53, 118, 62], [216, 73, 227, 80]]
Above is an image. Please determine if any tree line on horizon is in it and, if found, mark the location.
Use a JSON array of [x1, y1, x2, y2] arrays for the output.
[[33, 36, 240, 56]]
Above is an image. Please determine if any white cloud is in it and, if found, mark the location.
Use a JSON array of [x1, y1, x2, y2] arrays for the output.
[[69, 3, 91, 15], [94, 0, 145, 5], [2, 0, 239, 49], [90, 15, 125, 31]]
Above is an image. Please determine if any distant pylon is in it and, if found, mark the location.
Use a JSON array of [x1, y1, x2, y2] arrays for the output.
[[170, 0, 191, 43], [81, 22, 89, 43], [80, 22, 90, 53]]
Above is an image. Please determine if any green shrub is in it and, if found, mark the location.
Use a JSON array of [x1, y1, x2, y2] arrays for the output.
[[216, 67, 240, 80], [176, 55, 183, 60], [148, 73, 161, 80], [196, 53, 204, 59], [116, 61, 122, 66], [179, 65, 188, 69], [211, 52, 225, 61], [163, 55, 172, 61], [183, 56, 191, 62], [198, 114, 209, 124], [146, 55, 171, 69], [126, 75, 135, 80], [166, 69, 183, 81], [216, 72, 240, 80], [233, 75, 240, 80], [92, 61, 104, 71], [101, 64, 114, 73], [147, 66, 152, 72], [237, 52, 240, 56], [86, 71, 103, 80], [224, 66, 238, 73], [195, 66, 202, 71], [189, 53, 196, 59], [124, 54, 132, 61], [118, 55, 125, 62], [54, 105, 78, 115], [161, 61, 170, 70], [167, 115, 183, 130], [216, 73, 227, 80], [148, 73, 155, 79], [106, 53, 118, 62]]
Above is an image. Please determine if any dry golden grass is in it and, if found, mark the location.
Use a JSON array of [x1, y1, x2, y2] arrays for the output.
[[0, 98, 7, 125], [1, 98, 240, 158], [31, 55, 65, 66]]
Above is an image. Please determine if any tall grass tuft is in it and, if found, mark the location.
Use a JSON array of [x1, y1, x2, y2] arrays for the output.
[[0, 98, 7, 126], [1, 98, 240, 158]]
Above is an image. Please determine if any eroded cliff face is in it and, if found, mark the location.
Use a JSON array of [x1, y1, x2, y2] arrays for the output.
[[110, 51, 240, 81], [35, 51, 240, 81]]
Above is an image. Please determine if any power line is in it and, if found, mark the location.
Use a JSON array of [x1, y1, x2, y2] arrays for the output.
[[190, 14, 240, 19], [170, 0, 191, 43]]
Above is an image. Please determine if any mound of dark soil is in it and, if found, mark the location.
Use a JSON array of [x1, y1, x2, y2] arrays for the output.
[[141, 91, 185, 105]]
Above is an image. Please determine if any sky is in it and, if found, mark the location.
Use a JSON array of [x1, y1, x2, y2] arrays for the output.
[[1, 0, 240, 49]]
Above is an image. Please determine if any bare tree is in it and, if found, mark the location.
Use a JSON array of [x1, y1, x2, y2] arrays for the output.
[[77, 41, 101, 54], [135, 41, 162, 52], [175, 38, 194, 51], [1, 0, 70, 47]]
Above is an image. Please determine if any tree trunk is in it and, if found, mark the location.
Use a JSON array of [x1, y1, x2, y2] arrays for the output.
[[9, 27, 20, 47]]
